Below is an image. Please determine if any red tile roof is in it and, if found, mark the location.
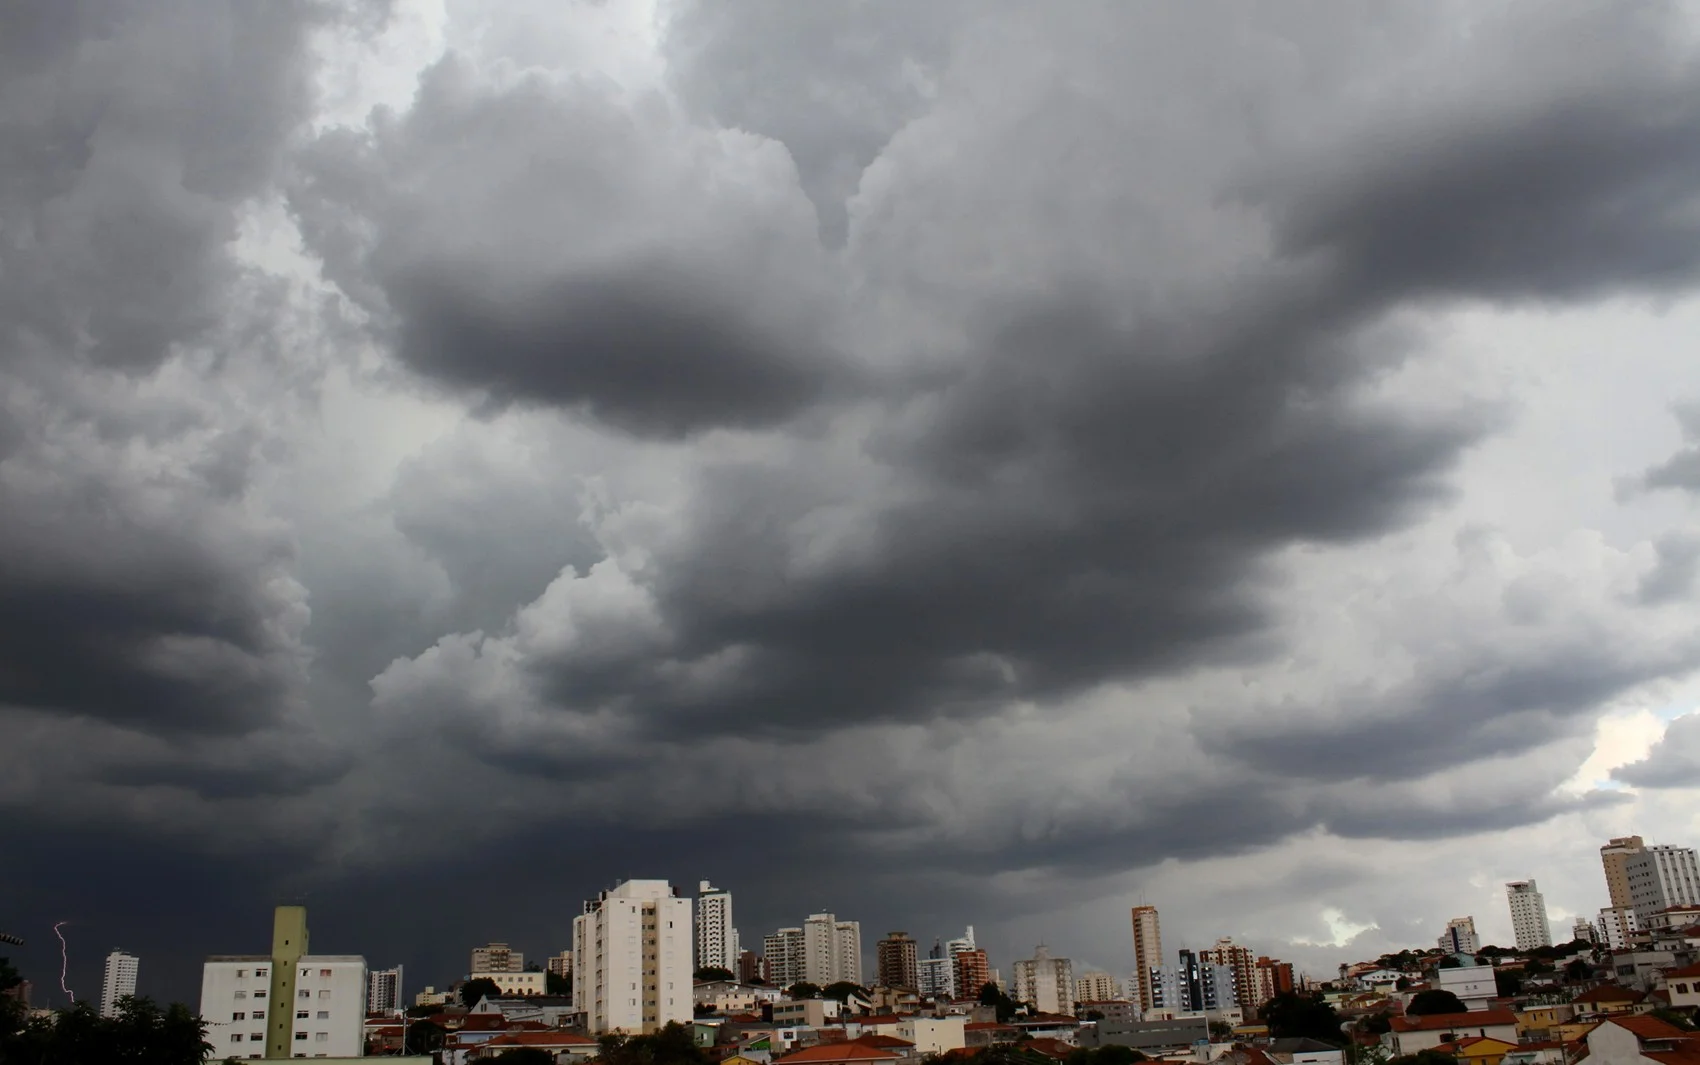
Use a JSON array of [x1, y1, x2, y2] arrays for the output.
[[1390, 1010, 1518, 1033], [1642, 1053, 1700, 1065], [1603, 1015, 1693, 1041], [486, 1031, 598, 1048], [1573, 985, 1646, 1004], [777, 1045, 903, 1065], [1663, 961, 1700, 979], [850, 1035, 916, 1050], [965, 1022, 1016, 1032], [1022, 1038, 1076, 1060]]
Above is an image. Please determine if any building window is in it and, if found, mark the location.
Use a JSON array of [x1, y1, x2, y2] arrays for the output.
[[295, 1032, 307, 1041], [320, 969, 332, 977], [254, 991, 266, 999], [255, 969, 267, 978], [318, 989, 330, 999], [235, 991, 247, 1000], [301, 969, 310, 978], [299, 990, 311, 999], [233, 1012, 246, 1021], [252, 1011, 264, 1020], [297, 1010, 309, 1019], [237, 970, 247, 978], [316, 1011, 329, 1019], [232, 1035, 244, 1043], [251, 1034, 263, 1041], [315, 1033, 329, 1042]]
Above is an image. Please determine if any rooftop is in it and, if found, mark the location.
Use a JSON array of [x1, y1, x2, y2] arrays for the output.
[[1389, 1010, 1518, 1033]]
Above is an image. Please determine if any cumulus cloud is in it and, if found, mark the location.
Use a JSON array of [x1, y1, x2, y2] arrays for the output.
[[1614, 712, 1700, 788]]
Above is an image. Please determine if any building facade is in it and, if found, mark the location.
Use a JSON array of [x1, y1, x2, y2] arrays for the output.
[[696, 882, 737, 974], [1507, 880, 1553, 951], [1130, 906, 1162, 1014], [764, 928, 807, 988], [1012, 945, 1074, 1015], [954, 949, 990, 1001], [1149, 954, 1234, 1014], [1076, 971, 1121, 1004], [547, 951, 574, 979], [1601, 837, 1646, 911], [918, 956, 955, 1000], [99, 950, 139, 1018], [1200, 938, 1254, 1011], [802, 913, 862, 986], [367, 966, 403, 1013], [471, 970, 546, 997], [1598, 906, 1638, 950], [1624, 845, 1700, 924], [471, 942, 523, 974], [877, 932, 919, 990], [573, 879, 693, 1035], [1439, 917, 1481, 955], [200, 955, 366, 1058]]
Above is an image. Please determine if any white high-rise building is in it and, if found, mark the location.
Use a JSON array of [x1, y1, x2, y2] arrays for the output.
[[1012, 945, 1074, 1015], [1506, 880, 1552, 951], [1438, 916, 1480, 954], [764, 927, 806, 987], [573, 879, 692, 1035], [945, 926, 977, 958], [1624, 845, 1700, 924], [367, 966, 403, 1013], [917, 956, 956, 999], [200, 956, 366, 1058], [99, 950, 139, 1018], [1598, 906, 1638, 950], [802, 913, 862, 985], [696, 882, 737, 973]]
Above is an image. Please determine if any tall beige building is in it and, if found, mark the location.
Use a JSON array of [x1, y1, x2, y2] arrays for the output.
[[1012, 945, 1073, 1015], [1201, 937, 1257, 1010], [470, 942, 523, 974], [1602, 836, 1646, 910], [1130, 906, 1162, 1013], [1075, 971, 1121, 1003]]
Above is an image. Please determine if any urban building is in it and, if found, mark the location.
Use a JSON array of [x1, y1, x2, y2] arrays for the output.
[[945, 927, 977, 959], [697, 882, 738, 973], [1506, 880, 1553, 951], [1624, 845, 1700, 924], [547, 951, 573, 979], [917, 956, 955, 1000], [367, 966, 403, 1013], [876, 932, 919, 990], [764, 928, 806, 987], [1200, 938, 1254, 1011], [802, 913, 862, 986], [1130, 906, 1162, 1014], [1252, 957, 1294, 1010], [737, 950, 767, 984], [954, 949, 990, 1001], [1598, 906, 1639, 950], [1572, 917, 1597, 944], [572, 879, 692, 1035], [199, 906, 365, 1060], [470, 942, 523, 974], [1012, 945, 1074, 1015], [1438, 917, 1481, 955], [99, 950, 139, 1018], [1149, 951, 1234, 1014], [1601, 837, 1646, 911], [471, 970, 545, 997], [1076, 971, 1121, 1003]]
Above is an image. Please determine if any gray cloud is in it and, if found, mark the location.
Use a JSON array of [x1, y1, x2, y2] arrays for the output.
[[1613, 712, 1700, 788]]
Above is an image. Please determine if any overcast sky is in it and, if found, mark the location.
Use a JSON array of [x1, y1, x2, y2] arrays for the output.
[[6, 0, 1700, 1008]]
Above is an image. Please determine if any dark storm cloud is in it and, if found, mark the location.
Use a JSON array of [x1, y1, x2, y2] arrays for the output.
[[0, 1, 383, 735], [1639, 533, 1700, 604], [1613, 713, 1700, 788], [388, 262, 832, 436], [1633, 403, 1700, 495], [1254, 6, 1700, 304], [291, 56, 841, 439]]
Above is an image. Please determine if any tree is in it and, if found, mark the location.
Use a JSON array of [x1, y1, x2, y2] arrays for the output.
[[1523, 958, 1554, 975], [1262, 992, 1345, 1046], [821, 981, 864, 1003], [979, 982, 1020, 1023], [596, 1021, 710, 1065], [1563, 958, 1593, 984], [404, 1019, 447, 1055], [546, 969, 572, 996], [497, 1049, 556, 1065], [786, 981, 821, 999], [1405, 990, 1467, 1017], [1436, 956, 1462, 969], [1, 996, 210, 1064], [1358, 1013, 1394, 1036], [461, 977, 503, 1007], [1649, 1008, 1695, 1032], [1493, 970, 1523, 998], [695, 967, 735, 983], [1208, 1020, 1233, 1041]]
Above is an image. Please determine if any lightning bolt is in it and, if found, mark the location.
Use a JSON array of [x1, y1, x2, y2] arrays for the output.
[[53, 921, 73, 1003]]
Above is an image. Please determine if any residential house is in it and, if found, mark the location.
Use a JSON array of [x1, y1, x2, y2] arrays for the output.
[[1573, 985, 1650, 1018], [1432, 1036, 1519, 1065], [1265, 1037, 1345, 1065], [1516, 1004, 1576, 1041], [1502, 1042, 1569, 1065], [1580, 1014, 1700, 1065], [893, 1016, 967, 1055], [774, 1000, 842, 1028], [1660, 962, 1700, 1013], [1384, 1011, 1520, 1057], [476, 1031, 599, 1063], [775, 1043, 903, 1065]]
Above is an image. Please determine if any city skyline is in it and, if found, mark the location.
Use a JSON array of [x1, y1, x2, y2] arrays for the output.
[[7, 0, 1700, 1024]]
